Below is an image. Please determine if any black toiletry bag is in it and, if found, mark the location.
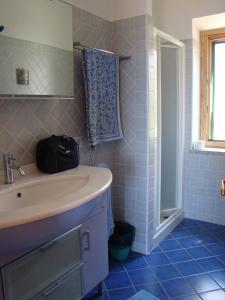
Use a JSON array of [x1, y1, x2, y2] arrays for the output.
[[36, 135, 79, 174]]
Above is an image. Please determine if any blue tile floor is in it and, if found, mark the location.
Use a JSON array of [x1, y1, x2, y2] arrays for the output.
[[84, 218, 225, 300]]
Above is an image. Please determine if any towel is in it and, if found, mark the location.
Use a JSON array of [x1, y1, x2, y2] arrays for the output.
[[128, 290, 160, 300], [82, 48, 123, 147], [106, 186, 114, 237]]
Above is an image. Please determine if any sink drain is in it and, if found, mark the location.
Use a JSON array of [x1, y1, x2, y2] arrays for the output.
[[17, 192, 22, 198]]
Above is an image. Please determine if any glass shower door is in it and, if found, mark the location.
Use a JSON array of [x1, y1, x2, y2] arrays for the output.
[[155, 30, 185, 231], [160, 43, 178, 223]]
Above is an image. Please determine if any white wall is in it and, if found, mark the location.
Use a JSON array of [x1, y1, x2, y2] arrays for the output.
[[153, 0, 225, 40], [67, 0, 152, 21], [0, 0, 72, 50]]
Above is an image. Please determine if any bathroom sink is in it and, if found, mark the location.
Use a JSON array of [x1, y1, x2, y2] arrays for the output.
[[0, 175, 89, 212], [0, 165, 112, 229]]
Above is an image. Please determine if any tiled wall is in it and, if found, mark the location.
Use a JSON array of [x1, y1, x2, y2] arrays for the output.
[[147, 20, 157, 252], [111, 15, 154, 253], [183, 40, 225, 225], [0, 98, 78, 169]]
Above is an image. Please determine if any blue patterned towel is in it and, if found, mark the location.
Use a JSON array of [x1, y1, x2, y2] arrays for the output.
[[82, 49, 123, 147], [128, 290, 160, 300]]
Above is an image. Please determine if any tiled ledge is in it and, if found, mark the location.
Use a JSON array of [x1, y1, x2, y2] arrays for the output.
[[190, 147, 225, 155]]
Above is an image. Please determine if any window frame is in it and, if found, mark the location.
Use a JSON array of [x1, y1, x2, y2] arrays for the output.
[[200, 27, 225, 148]]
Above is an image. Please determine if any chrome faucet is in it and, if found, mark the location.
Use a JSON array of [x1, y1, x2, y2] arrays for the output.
[[3, 154, 25, 184]]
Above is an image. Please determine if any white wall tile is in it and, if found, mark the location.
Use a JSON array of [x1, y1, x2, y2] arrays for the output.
[[183, 39, 225, 225]]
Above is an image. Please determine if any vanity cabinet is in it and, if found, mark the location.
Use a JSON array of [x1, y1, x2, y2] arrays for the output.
[[0, 192, 109, 300]]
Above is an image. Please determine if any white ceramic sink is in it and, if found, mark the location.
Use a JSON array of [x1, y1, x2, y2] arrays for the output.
[[0, 165, 112, 229], [0, 175, 89, 211]]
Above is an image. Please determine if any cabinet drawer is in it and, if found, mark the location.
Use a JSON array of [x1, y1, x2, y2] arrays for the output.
[[2, 226, 81, 300], [36, 265, 82, 300]]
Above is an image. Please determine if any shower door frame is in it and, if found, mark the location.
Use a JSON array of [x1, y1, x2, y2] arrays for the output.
[[155, 29, 185, 234]]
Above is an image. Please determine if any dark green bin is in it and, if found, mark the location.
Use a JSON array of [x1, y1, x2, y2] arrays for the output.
[[109, 222, 135, 261]]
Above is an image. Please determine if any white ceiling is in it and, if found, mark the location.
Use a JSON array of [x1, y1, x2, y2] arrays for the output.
[[64, 0, 152, 21]]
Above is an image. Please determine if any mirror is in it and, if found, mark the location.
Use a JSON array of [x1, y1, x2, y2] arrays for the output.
[[0, 0, 74, 97]]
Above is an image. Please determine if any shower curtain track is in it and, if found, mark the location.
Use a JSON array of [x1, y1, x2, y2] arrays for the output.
[[73, 41, 131, 60]]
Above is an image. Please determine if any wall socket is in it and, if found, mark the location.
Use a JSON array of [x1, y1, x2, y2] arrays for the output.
[[16, 68, 29, 85]]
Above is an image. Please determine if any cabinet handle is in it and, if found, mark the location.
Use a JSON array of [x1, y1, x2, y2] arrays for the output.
[[39, 241, 58, 252], [82, 231, 90, 252], [42, 263, 83, 297], [42, 282, 63, 297]]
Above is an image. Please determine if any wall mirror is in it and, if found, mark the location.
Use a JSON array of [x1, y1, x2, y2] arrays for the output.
[[0, 0, 74, 97]]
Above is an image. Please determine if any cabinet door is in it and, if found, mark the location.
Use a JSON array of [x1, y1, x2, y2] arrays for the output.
[[2, 226, 81, 300], [81, 198, 108, 295], [36, 265, 82, 300]]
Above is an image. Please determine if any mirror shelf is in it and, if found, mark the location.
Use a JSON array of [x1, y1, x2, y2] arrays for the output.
[[0, 95, 76, 100], [0, 0, 74, 97]]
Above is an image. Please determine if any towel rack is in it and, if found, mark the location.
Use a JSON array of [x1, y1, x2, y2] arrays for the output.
[[73, 42, 131, 61]]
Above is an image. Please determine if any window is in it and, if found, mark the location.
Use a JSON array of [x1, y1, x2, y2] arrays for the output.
[[200, 28, 225, 148]]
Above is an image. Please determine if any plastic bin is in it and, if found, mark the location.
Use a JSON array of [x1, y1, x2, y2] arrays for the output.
[[109, 222, 135, 261]]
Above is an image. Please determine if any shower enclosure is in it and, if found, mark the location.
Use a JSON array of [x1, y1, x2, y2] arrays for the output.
[[154, 30, 185, 245]]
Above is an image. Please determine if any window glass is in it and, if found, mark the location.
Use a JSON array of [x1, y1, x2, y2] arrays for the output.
[[211, 41, 225, 141]]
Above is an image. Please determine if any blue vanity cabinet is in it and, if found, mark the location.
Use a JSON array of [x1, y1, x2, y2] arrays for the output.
[[81, 194, 108, 295], [0, 192, 109, 300]]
